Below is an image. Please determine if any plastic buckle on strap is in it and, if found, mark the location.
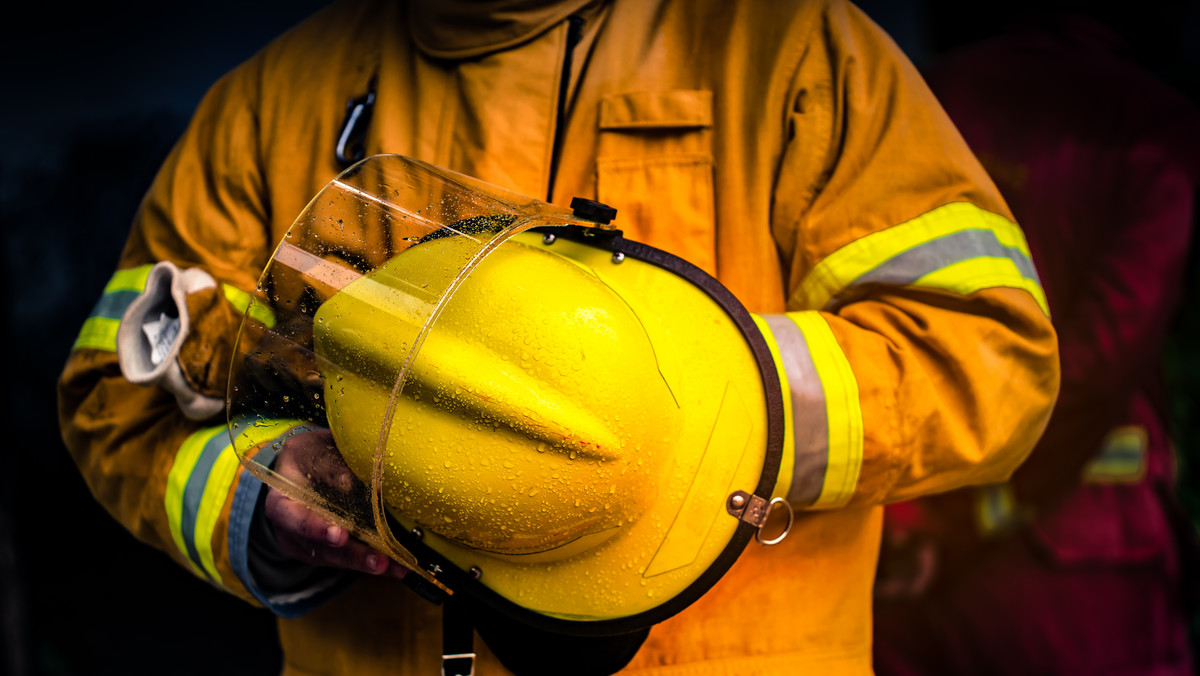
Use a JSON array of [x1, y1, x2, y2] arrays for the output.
[[441, 652, 476, 676]]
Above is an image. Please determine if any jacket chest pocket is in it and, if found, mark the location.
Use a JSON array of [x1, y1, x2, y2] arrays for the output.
[[596, 90, 716, 274]]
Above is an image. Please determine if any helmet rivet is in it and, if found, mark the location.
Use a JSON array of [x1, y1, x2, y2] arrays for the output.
[[469, 566, 482, 580], [612, 252, 626, 264], [542, 233, 557, 245], [411, 527, 424, 539], [729, 493, 747, 510]]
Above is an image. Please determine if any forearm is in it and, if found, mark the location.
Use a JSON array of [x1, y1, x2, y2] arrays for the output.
[[763, 285, 1058, 510]]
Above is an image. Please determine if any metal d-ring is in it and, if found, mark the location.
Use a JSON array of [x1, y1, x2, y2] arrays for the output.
[[755, 497, 794, 546]]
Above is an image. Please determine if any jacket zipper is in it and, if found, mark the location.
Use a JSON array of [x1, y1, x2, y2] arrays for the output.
[[547, 14, 586, 202]]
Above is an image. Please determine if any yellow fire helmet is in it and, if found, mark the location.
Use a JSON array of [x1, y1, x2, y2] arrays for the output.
[[227, 155, 789, 638]]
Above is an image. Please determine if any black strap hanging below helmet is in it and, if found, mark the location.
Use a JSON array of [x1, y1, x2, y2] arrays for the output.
[[443, 595, 651, 676], [442, 598, 477, 676]]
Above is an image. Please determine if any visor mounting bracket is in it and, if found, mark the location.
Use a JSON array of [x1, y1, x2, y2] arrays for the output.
[[570, 197, 617, 225], [726, 491, 793, 546], [727, 490, 768, 525]]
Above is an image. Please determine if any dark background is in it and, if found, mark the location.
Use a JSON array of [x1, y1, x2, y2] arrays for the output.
[[1, 1, 1197, 674]]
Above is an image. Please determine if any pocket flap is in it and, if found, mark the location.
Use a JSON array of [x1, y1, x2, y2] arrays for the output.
[[599, 91, 713, 130]]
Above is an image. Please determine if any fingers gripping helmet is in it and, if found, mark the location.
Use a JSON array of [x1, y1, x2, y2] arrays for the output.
[[228, 155, 788, 637]]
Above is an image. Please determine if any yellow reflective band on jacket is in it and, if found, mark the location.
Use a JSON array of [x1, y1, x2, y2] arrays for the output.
[[750, 315, 796, 502], [1082, 425, 1148, 484], [758, 312, 863, 509], [165, 419, 304, 584], [796, 202, 1050, 315], [72, 265, 154, 351], [974, 483, 1017, 535], [791, 313, 864, 508], [72, 266, 274, 352], [222, 283, 278, 329]]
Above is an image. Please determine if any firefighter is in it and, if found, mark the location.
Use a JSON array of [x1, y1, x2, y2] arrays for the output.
[[59, 1, 1058, 673]]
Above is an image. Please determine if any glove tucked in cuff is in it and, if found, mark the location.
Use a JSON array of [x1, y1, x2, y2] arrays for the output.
[[117, 261, 224, 420]]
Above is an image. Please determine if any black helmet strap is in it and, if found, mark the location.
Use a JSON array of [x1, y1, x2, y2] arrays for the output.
[[444, 594, 650, 676]]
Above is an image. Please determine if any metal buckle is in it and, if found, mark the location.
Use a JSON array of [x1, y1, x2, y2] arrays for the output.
[[727, 491, 793, 545], [335, 87, 376, 167], [441, 652, 476, 676]]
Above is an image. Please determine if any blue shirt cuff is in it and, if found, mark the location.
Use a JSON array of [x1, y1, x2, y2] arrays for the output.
[[227, 444, 350, 618]]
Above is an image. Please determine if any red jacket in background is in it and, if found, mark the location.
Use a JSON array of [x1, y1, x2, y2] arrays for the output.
[[875, 14, 1200, 675]]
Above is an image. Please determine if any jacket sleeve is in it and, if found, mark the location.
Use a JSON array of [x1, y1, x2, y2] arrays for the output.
[[761, 0, 1059, 509], [57, 52, 338, 614]]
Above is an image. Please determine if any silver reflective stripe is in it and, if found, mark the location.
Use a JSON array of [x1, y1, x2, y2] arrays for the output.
[[761, 314, 828, 506], [179, 428, 234, 581], [90, 290, 142, 321], [795, 203, 1048, 316], [852, 229, 1040, 294]]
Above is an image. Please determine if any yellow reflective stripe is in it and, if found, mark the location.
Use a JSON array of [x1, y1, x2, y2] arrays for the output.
[[974, 483, 1016, 535], [73, 265, 156, 352], [193, 419, 301, 582], [166, 425, 221, 580], [1083, 426, 1147, 483], [73, 316, 120, 352], [167, 419, 303, 585], [917, 258, 1050, 316], [222, 283, 278, 329], [751, 315, 795, 502], [193, 446, 241, 582], [104, 264, 154, 294], [797, 202, 1043, 312], [759, 313, 831, 506], [790, 312, 863, 508]]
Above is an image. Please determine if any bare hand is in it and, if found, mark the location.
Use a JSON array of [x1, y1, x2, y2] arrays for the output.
[[264, 429, 407, 579]]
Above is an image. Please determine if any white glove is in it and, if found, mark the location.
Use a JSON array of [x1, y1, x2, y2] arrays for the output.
[[117, 261, 225, 420]]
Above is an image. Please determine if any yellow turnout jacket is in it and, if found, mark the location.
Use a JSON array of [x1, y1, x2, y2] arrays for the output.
[[59, 0, 1058, 673]]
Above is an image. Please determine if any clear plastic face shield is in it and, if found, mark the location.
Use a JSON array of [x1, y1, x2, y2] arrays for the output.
[[228, 155, 783, 631], [227, 156, 614, 592]]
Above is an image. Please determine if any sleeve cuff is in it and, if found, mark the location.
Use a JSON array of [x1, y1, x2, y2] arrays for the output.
[[228, 463, 351, 618]]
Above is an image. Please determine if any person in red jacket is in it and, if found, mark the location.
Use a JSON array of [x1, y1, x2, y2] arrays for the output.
[[873, 9, 1200, 675]]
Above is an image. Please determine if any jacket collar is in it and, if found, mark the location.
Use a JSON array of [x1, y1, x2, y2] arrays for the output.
[[408, 0, 597, 59]]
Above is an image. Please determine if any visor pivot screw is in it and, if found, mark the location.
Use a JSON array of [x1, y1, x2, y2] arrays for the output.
[[469, 566, 482, 580], [729, 493, 747, 510], [411, 527, 424, 539], [542, 232, 557, 245], [612, 252, 626, 264]]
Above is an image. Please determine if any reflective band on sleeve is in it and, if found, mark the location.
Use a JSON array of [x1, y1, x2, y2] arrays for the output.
[[761, 312, 864, 508], [72, 265, 154, 352], [167, 426, 224, 580], [917, 258, 1049, 316], [750, 315, 796, 502], [974, 483, 1016, 535], [791, 313, 863, 508], [795, 203, 1049, 315], [166, 419, 306, 585], [90, 290, 142, 319], [73, 317, 122, 352], [105, 266, 154, 294], [1082, 426, 1147, 483], [759, 314, 825, 506], [222, 283, 278, 329], [74, 267, 276, 352]]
